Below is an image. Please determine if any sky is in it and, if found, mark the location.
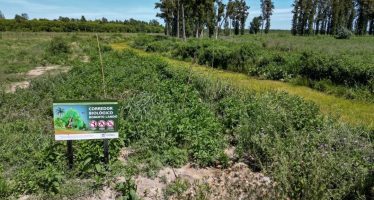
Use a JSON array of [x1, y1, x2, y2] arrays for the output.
[[0, 0, 294, 30]]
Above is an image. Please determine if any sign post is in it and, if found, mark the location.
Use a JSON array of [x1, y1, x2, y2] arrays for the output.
[[53, 101, 119, 168], [67, 140, 73, 169]]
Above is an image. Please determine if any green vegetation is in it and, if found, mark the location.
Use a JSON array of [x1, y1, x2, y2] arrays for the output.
[[115, 179, 139, 200], [0, 33, 373, 199], [0, 32, 86, 84], [130, 34, 374, 103], [164, 179, 190, 198], [0, 33, 49, 83], [0, 17, 163, 33]]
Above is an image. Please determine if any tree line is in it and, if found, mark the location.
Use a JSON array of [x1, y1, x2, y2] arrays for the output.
[[292, 0, 374, 35], [155, 0, 274, 39], [0, 12, 163, 33]]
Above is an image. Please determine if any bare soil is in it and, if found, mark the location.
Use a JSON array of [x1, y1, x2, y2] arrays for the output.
[[116, 147, 276, 200], [6, 65, 70, 93]]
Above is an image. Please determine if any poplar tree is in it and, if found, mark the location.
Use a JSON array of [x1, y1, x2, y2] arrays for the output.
[[261, 0, 274, 33], [291, 0, 373, 36], [0, 10, 5, 19]]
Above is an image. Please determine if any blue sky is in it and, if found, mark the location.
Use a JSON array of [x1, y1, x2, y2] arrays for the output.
[[0, 0, 293, 30]]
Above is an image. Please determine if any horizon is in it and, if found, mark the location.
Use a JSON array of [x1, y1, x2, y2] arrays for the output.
[[0, 0, 294, 30]]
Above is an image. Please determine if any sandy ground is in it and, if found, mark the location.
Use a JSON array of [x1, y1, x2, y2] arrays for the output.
[[116, 147, 276, 200], [6, 65, 70, 93]]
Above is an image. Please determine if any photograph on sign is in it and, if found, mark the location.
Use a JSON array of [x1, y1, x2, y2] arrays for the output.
[[53, 101, 119, 140]]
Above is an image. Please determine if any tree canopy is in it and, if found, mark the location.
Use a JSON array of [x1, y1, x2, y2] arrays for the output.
[[0, 16, 164, 33], [155, 0, 250, 38], [292, 0, 374, 35]]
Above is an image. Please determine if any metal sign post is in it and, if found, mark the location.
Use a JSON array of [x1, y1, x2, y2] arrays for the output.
[[67, 140, 74, 169]]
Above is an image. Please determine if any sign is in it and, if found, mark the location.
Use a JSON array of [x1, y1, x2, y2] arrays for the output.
[[53, 101, 119, 141]]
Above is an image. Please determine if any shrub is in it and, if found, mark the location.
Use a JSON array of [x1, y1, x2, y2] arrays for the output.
[[115, 179, 138, 200], [163, 179, 190, 198], [198, 45, 232, 69], [0, 167, 9, 198], [48, 37, 70, 55], [335, 27, 353, 39], [162, 148, 188, 167], [222, 92, 373, 199]]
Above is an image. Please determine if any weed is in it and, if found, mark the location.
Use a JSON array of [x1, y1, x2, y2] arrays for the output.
[[163, 178, 190, 198], [115, 179, 139, 200]]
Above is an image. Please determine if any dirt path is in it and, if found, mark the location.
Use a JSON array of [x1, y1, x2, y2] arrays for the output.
[[6, 65, 70, 93], [111, 42, 374, 129]]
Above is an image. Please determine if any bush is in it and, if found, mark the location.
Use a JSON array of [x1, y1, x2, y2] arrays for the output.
[[198, 45, 232, 69], [115, 179, 138, 200], [48, 37, 70, 55], [162, 148, 188, 167], [220, 92, 373, 199], [0, 167, 9, 198], [335, 27, 353, 39]]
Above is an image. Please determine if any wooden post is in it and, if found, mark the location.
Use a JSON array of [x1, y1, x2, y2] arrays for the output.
[[67, 140, 73, 169], [96, 33, 110, 167]]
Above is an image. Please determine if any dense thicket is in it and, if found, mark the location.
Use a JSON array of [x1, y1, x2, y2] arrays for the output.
[[131, 35, 374, 102], [155, 0, 250, 38], [292, 0, 374, 35], [0, 17, 163, 33]]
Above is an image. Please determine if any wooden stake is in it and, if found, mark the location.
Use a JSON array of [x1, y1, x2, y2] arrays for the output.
[[96, 33, 107, 98], [96, 33, 109, 167]]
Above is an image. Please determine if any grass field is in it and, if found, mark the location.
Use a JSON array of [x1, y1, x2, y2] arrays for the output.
[[0, 32, 373, 200], [225, 33, 374, 65]]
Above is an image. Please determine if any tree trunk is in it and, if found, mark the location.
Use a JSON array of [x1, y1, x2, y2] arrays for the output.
[[215, 15, 219, 39], [177, 0, 180, 38], [369, 19, 374, 35], [182, 3, 186, 41], [196, 23, 199, 38], [229, 19, 232, 36]]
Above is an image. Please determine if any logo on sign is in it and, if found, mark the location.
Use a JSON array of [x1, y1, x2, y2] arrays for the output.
[[106, 120, 114, 129], [98, 120, 106, 128]]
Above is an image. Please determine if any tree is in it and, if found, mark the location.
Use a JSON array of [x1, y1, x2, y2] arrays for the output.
[[227, 0, 249, 35], [56, 107, 65, 117], [155, 0, 249, 38], [80, 15, 86, 22], [291, 0, 373, 36], [0, 10, 5, 19], [261, 0, 274, 33], [215, 0, 226, 39], [249, 16, 263, 34], [291, 0, 299, 35], [238, 0, 249, 35], [101, 17, 108, 23], [155, 0, 174, 36], [15, 14, 27, 23], [21, 13, 29, 20]]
